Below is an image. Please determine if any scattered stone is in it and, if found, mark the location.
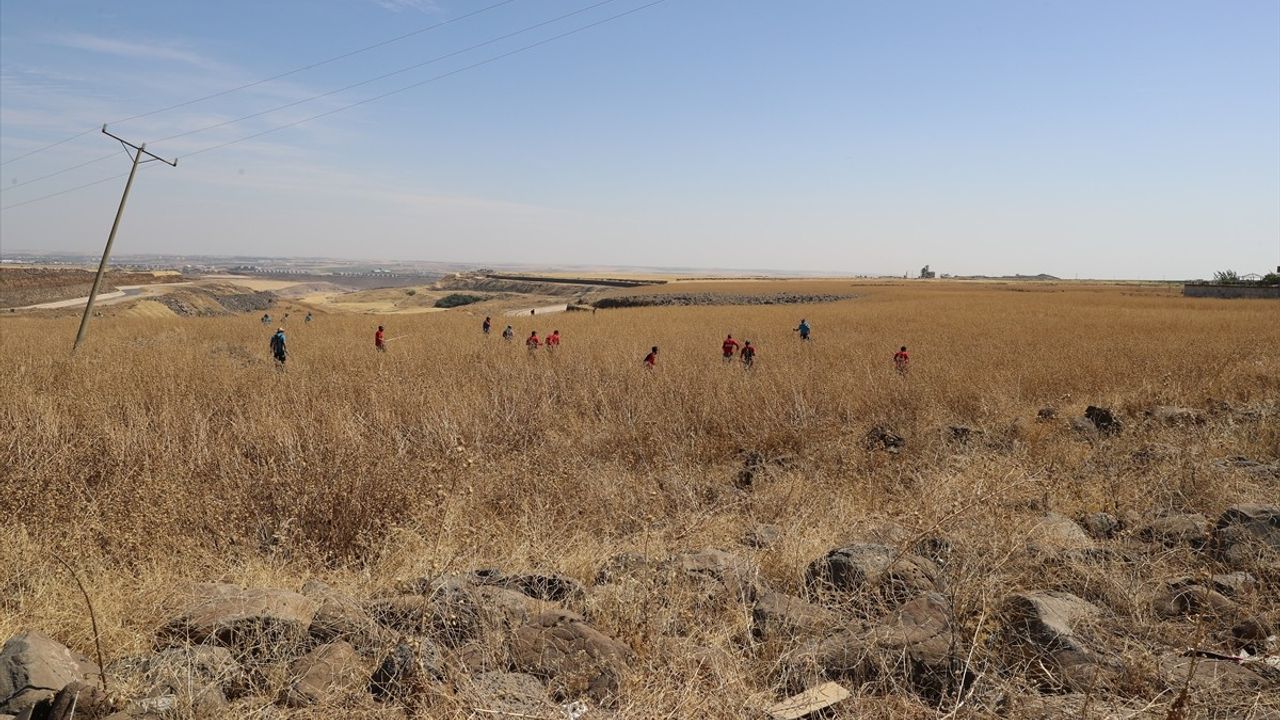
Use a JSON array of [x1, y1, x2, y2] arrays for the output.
[[510, 610, 632, 703], [864, 426, 905, 453], [159, 584, 318, 658], [107, 645, 241, 706], [43, 681, 111, 720], [743, 523, 782, 549], [593, 553, 652, 586], [1137, 513, 1211, 548], [302, 581, 390, 652], [1151, 583, 1238, 619], [1084, 405, 1122, 434], [369, 639, 446, 702], [1160, 653, 1280, 693], [1025, 512, 1095, 554], [1005, 694, 1161, 719], [1145, 405, 1204, 424], [1228, 616, 1275, 654], [947, 425, 982, 444], [1170, 572, 1257, 599], [666, 548, 763, 605], [1213, 457, 1280, 479], [1069, 416, 1099, 438], [1036, 406, 1058, 422], [804, 544, 943, 608], [912, 536, 952, 568], [782, 593, 957, 699], [1214, 504, 1280, 568], [1079, 512, 1121, 540], [0, 630, 100, 715], [469, 569, 586, 604], [1001, 590, 1120, 692], [282, 641, 369, 708], [763, 681, 850, 720], [751, 592, 841, 642], [459, 672, 555, 717]]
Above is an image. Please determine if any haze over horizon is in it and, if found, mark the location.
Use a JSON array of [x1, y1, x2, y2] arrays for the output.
[[2, 1, 1278, 280]]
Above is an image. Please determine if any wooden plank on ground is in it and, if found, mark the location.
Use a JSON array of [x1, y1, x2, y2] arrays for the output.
[[763, 681, 851, 720]]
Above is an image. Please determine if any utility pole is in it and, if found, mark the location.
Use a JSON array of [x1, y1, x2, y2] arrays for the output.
[[72, 126, 177, 353]]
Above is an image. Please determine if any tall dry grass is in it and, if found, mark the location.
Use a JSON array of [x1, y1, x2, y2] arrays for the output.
[[1, 281, 1277, 718]]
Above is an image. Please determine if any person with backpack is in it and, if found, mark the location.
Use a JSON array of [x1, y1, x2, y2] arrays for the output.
[[741, 340, 756, 369], [269, 328, 287, 369], [483, 316, 492, 335], [502, 325, 514, 342], [526, 331, 541, 352], [546, 330, 561, 350]]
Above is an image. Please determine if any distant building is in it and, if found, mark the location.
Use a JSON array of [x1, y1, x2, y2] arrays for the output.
[[919, 265, 937, 279]]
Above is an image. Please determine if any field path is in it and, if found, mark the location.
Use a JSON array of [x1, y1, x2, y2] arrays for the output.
[[504, 303, 569, 317], [11, 282, 191, 310]]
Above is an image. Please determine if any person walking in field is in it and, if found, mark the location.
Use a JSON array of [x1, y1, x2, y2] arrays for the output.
[[721, 334, 739, 362], [305, 312, 313, 324], [269, 328, 287, 369], [643, 346, 659, 368], [526, 331, 541, 352], [794, 319, 811, 341], [483, 316, 492, 335], [893, 346, 910, 374], [502, 325, 514, 342], [375, 325, 386, 352], [261, 313, 271, 324], [546, 330, 561, 350], [741, 340, 756, 369]]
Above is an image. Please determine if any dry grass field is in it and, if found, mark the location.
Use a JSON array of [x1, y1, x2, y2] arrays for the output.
[[1, 281, 1278, 719]]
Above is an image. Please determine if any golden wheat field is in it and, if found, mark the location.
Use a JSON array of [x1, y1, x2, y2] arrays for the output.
[[2, 281, 1279, 719]]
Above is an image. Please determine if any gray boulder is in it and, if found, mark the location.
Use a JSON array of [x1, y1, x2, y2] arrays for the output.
[[283, 641, 370, 708], [159, 584, 317, 658], [1001, 590, 1120, 692], [0, 630, 99, 715], [1137, 513, 1211, 547], [782, 593, 957, 699], [1214, 504, 1280, 568], [510, 609, 632, 703], [804, 543, 943, 608], [751, 592, 841, 643], [459, 672, 555, 716]]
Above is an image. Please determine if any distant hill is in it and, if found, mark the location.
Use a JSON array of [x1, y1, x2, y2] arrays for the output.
[[950, 273, 1061, 281]]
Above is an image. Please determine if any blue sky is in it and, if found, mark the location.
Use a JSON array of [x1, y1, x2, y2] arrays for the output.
[[1, 0, 1277, 278]]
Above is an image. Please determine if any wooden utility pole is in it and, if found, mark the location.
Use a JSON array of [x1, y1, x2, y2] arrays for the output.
[[72, 126, 177, 353]]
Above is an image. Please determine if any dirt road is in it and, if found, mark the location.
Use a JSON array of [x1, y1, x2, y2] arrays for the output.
[[504, 303, 569, 317]]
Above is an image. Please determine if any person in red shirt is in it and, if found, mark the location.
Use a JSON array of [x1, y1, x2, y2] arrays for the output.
[[643, 346, 658, 368], [893, 346, 909, 374], [375, 325, 386, 352], [741, 340, 756, 368], [721, 334, 739, 362], [546, 330, 561, 350], [526, 331, 541, 352]]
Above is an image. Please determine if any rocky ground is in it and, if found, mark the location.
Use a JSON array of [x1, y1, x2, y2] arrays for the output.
[[4, 453, 1278, 718]]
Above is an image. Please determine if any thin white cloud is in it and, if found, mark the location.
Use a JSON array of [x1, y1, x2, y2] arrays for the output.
[[367, 0, 441, 13], [52, 33, 223, 70]]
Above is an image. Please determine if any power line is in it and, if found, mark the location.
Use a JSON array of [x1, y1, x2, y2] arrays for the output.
[[0, 0, 521, 168], [2, 0, 624, 196], [153, 0, 628, 147], [184, 0, 668, 160], [0, 0, 670, 213], [0, 173, 128, 211]]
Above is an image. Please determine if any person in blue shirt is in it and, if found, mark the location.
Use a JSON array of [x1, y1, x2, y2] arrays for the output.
[[794, 319, 811, 341], [269, 328, 287, 369]]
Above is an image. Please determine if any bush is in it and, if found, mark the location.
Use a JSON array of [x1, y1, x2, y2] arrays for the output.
[[434, 293, 484, 308], [405, 289, 417, 296]]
